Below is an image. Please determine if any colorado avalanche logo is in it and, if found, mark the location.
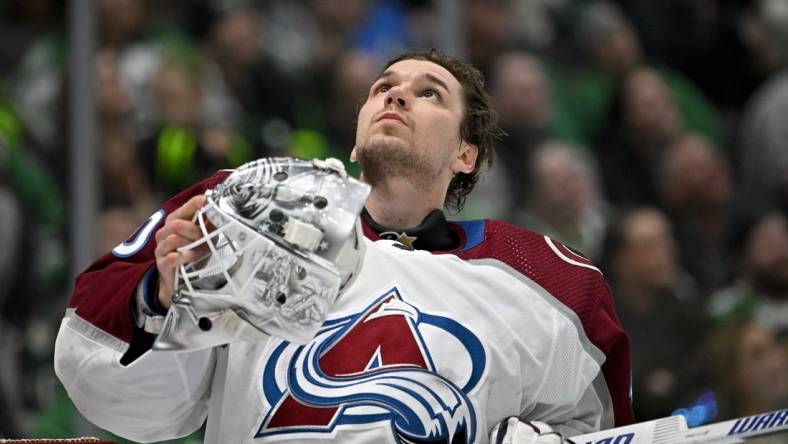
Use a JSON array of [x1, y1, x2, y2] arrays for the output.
[[257, 287, 486, 443]]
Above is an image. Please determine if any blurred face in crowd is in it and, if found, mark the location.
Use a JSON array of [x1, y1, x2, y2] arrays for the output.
[[529, 143, 595, 223], [733, 322, 788, 413], [491, 53, 551, 129], [310, 0, 367, 30], [593, 24, 642, 73], [99, 0, 146, 45], [623, 68, 681, 146], [743, 213, 788, 295], [352, 59, 476, 192], [466, 0, 515, 62], [660, 134, 732, 210], [96, 49, 129, 120], [614, 208, 677, 290], [211, 8, 260, 67], [152, 64, 202, 128], [331, 50, 378, 119]]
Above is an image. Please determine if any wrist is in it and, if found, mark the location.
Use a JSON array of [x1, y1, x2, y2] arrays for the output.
[[132, 267, 167, 334], [147, 274, 168, 314]]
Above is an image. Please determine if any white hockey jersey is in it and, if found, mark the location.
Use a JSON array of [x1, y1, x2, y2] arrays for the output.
[[55, 237, 608, 444]]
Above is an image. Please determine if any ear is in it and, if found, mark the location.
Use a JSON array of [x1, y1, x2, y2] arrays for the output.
[[350, 145, 358, 163], [451, 141, 478, 174]]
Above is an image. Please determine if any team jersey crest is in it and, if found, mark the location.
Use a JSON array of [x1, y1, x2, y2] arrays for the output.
[[257, 286, 487, 443]]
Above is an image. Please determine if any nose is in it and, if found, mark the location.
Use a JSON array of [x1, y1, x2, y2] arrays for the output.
[[385, 86, 407, 108]]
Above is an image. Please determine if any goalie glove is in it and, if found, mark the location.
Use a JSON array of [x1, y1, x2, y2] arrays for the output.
[[490, 418, 570, 444]]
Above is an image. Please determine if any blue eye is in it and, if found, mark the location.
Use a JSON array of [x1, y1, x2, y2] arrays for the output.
[[421, 89, 438, 99]]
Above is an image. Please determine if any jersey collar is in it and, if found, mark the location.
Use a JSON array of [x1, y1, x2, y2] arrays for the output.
[[361, 208, 460, 252]]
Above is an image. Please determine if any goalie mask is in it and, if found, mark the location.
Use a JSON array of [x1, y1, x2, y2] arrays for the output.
[[153, 158, 371, 351]]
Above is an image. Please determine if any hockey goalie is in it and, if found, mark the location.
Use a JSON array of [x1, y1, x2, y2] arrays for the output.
[[54, 158, 613, 443]]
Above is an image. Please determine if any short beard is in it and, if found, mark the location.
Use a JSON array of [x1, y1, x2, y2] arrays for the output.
[[356, 136, 438, 190]]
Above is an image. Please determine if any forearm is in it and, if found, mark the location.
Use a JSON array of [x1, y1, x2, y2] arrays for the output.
[[54, 311, 215, 442]]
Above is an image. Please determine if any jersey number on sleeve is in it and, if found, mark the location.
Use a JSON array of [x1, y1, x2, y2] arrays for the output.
[[112, 209, 165, 258]]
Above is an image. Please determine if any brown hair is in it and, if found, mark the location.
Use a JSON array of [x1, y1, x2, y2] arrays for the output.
[[382, 49, 502, 212]]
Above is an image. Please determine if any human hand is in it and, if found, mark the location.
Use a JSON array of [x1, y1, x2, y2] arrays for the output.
[[154, 195, 207, 309], [490, 418, 568, 444]]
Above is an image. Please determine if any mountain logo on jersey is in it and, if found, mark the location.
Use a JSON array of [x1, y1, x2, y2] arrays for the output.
[[257, 286, 487, 443]]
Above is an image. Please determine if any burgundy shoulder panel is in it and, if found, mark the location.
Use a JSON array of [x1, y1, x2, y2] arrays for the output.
[[67, 170, 232, 344]]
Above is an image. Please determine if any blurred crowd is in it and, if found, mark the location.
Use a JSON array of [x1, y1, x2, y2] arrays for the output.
[[0, 0, 786, 441]]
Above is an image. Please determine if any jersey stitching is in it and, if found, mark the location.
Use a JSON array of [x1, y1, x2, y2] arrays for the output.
[[65, 310, 129, 353], [544, 236, 601, 274]]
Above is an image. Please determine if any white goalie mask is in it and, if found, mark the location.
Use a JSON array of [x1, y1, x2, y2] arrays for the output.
[[153, 158, 371, 351]]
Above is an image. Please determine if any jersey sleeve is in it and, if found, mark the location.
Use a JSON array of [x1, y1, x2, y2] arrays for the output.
[[64, 170, 230, 347], [588, 279, 635, 426], [54, 313, 215, 442], [457, 220, 635, 427], [524, 310, 607, 436], [53, 170, 230, 442]]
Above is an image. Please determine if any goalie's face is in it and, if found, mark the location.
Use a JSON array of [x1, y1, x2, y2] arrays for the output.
[[352, 59, 476, 190]]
